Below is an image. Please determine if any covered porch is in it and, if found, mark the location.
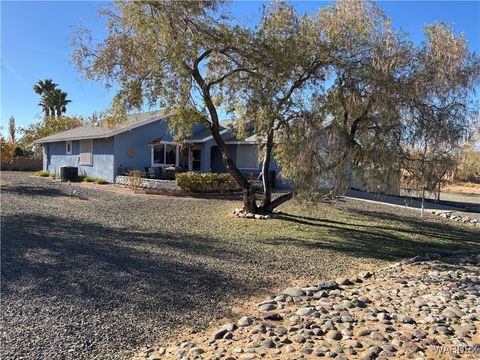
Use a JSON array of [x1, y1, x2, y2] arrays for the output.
[[148, 139, 203, 173]]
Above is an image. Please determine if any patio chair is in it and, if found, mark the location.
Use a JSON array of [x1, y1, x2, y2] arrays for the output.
[[165, 166, 176, 180], [145, 167, 156, 179], [117, 167, 127, 176], [153, 167, 163, 179]]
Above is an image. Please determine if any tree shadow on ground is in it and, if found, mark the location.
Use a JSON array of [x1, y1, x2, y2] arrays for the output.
[[270, 209, 479, 261], [1, 184, 68, 198], [1, 213, 260, 305], [0, 213, 267, 358]]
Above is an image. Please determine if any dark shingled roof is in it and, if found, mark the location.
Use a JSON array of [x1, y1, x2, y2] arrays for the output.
[[34, 110, 171, 144]]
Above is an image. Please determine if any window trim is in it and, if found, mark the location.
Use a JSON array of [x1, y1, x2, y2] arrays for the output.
[[65, 140, 72, 155], [151, 143, 178, 167], [79, 139, 93, 166]]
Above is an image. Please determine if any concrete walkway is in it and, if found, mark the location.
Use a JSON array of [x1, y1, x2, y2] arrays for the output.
[[401, 189, 480, 205], [345, 190, 463, 212], [345, 190, 480, 223]]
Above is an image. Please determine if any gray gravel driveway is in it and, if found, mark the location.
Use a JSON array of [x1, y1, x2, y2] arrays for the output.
[[1, 172, 478, 359]]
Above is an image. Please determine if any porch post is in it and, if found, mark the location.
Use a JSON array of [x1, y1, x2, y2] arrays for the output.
[[175, 145, 180, 167], [188, 144, 192, 171]]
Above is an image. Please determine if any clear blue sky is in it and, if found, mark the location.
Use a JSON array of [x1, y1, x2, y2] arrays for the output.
[[1, 1, 479, 130]]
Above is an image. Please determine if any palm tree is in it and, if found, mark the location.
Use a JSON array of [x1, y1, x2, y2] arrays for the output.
[[47, 89, 72, 117], [33, 79, 58, 118], [33, 79, 57, 96], [38, 98, 52, 117]]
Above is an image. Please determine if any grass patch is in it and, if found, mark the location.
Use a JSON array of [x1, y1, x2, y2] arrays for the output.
[[82, 176, 96, 183], [210, 198, 480, 264], [95, 178, 108, 185], [35, 170, 49, 177]]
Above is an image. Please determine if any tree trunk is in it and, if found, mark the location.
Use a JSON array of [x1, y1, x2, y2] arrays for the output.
[[260, 128, 274, 209], [243, 187, 258, 214], [342, 146, 354, 194], [191, 67, 256, 213]]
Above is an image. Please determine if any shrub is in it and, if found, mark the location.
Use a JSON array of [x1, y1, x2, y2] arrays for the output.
[[35, 170, 50, 177], [95, 178, 108, 184], [51, 173, 59, 180], [128, 170, 143, 190], [1, 136, 15, 164], [176, 172, 238, 193], [83, 176, 96, 183]]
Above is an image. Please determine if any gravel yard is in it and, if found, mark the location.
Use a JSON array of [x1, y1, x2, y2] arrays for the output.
[[1, 172, 479, 359]]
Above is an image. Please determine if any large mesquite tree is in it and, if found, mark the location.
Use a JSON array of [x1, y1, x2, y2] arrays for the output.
[[224, 2, 330, 212], [72, 0, 479, 215]]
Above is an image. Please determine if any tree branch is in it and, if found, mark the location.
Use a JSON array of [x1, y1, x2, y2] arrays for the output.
[[263, 192, 294, 213], [206, 67, 254, 90]]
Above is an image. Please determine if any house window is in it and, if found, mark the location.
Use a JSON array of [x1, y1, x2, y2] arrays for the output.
[[79, 140, 92, 166], [66, 141, 72, 155], [192, 149, 201, 171], [152, 143, 177, 165], [236, 145, 258, 169], [153, 146, 164, 164]]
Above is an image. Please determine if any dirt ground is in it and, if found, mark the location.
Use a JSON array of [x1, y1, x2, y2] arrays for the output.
[[442, 181, 480, 195]]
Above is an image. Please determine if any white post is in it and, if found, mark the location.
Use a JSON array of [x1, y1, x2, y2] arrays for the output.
[[421, 186, 425, 219]]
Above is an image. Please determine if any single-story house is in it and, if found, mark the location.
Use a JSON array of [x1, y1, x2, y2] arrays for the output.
[[34, 110, 287, 187], [34, 110, 401, 195]]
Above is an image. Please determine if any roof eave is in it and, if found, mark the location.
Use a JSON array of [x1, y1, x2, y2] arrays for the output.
[[33, 112, 173, 144]]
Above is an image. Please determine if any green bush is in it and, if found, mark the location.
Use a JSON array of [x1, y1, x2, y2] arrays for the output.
[[176, 172, 238, 193], [83, 176, 96, 183], [95, 178, 108, 185], [35, 170, 49, 177]]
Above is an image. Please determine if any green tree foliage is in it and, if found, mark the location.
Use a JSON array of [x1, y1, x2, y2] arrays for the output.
[[400, 23, 480, 216], [279, 0, 411, 197], [1, 135, 16, 164], [19, 116, 85, 158], [47, 89, 72, 117]]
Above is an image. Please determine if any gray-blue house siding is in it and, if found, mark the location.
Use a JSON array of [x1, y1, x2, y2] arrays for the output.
[[44, 138, 115, 182], [114, 119, 172, 173], [36, 111, 288, 188]]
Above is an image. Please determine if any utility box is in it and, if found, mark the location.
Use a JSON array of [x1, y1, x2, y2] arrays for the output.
[[60, 166, 78, 182]]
